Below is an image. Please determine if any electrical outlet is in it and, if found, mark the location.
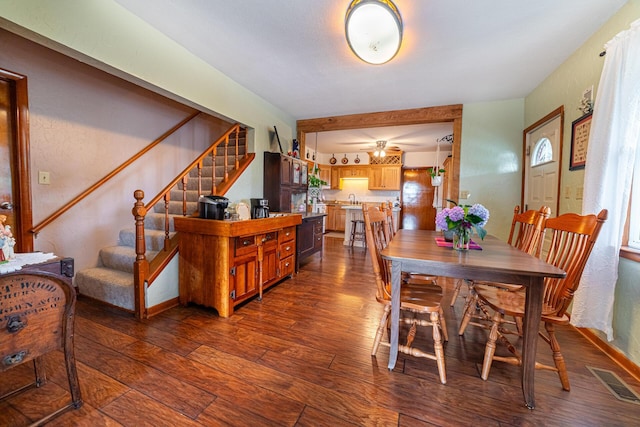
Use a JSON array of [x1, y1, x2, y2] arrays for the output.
[[38, 171, 51, 185], [460, 190, 470, 199]]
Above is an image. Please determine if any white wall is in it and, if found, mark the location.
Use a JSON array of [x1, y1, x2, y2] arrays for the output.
[[0, 0, 298, 200]]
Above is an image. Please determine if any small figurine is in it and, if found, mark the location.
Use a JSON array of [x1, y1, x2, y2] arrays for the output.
[[0, 215, 16, 261], [292, 139, 300, 158]]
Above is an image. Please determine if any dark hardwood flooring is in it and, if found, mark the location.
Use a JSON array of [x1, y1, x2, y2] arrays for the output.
[[2, 236, 640, 426]]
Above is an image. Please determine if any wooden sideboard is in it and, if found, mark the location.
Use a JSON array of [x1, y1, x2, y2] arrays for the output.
[[296, 214, 325, 271], [174, 214, 302, 317]]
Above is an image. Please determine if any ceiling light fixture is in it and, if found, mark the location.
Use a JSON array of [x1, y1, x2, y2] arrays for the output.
[[345, 0, 403, 65], [374, 140, 387, 157]]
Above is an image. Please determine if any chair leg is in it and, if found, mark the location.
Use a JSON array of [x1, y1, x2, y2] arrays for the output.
[[431, 311, 447, 384], [545, 322, 570, 391], [406, 320, 418, 348], [480, 311, 502, 380], [449, 279, 463, 306], [458, 289, 479, 335], [439, 307, 449, 342], [372, 305, 391, 355]]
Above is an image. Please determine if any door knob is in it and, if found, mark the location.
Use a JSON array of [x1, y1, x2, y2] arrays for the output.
[[0, 202, 12, 210]]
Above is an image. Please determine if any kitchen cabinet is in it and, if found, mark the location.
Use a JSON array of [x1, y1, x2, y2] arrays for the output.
[[339, 165, 368, 178], [326, 205, 338, 231], [368, 165, 401, 190], [174, 214, 302, 317], [318, 164, 332, 187], [296, 214, 325, 271], [326, 205, 346, 232], [330, 167, 341, 189], [264, 152, 308, 212]]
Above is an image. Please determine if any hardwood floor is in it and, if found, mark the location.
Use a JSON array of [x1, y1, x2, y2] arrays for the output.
[[2, 236, 639, 426]]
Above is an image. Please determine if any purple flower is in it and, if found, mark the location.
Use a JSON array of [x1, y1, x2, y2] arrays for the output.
[[448, 206, 465, 222], [435, 208, 451, 229], [436, 203, 490, 239], [468, 204, 490, 227]]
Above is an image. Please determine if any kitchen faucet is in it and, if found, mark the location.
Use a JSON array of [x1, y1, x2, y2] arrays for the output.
[[348, 193, 356, 204]]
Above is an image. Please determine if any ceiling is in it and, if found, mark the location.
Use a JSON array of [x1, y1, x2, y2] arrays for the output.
[[114, 0, 626, 153]]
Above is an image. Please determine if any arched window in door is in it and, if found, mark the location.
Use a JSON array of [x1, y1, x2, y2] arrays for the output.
[[531, 137, 553, 166]]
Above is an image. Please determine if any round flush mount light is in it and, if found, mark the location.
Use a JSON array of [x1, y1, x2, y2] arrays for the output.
[[345, 0, 403, 65]]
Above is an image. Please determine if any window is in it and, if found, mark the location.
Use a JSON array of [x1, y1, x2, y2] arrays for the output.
[[531, 137, 553, 166]]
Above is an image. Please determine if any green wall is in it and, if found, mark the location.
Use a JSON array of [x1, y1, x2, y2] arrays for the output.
[[525, 0, 640, 366], [460, 99, 525, 241]]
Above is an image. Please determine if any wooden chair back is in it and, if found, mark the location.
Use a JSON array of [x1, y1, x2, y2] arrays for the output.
[[362, 204, 392, 302], [380, 202, 396, 240], [508, 205, 551, 256], [542, 209, 607, 317]]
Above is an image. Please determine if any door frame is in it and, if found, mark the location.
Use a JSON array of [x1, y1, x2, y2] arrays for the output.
[[1, 68, 34, 252], [296, 104, 462, 206], [521, 106, 564, 216]]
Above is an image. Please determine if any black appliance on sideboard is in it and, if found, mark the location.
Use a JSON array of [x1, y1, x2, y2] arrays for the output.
[[199, 195, 229, 220], [250, 198, 270, 219]]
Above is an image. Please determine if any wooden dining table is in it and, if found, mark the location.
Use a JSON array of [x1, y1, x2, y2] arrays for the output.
[[381, 230, 566, 409]]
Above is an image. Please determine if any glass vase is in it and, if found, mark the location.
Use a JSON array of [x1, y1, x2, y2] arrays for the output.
[[453, 227, 471, 251]]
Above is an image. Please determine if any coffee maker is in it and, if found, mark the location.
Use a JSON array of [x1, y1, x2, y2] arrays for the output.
[[250, 198, 270, 219]]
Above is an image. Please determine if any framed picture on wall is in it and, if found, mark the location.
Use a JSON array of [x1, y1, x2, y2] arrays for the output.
[[570, 113, 592, 170]]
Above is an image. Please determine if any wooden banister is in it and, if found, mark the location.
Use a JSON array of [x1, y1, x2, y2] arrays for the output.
[[29, 111, 201, 236], [132, 123, 253, 318]]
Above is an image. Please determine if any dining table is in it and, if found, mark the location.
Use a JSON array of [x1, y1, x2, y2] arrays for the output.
[[381, 230, 566, 409]]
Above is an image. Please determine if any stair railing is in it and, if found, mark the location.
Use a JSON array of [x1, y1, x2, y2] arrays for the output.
[[29, 111, 201, 236], [132, 123, 254, 318]]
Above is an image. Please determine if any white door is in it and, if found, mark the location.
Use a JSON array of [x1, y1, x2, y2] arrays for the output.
[[524, 116, 561, 217]]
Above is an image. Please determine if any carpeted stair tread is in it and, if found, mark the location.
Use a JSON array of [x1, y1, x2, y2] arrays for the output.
[[75, 267, 134, 311], [100, 245, 159, 273], [119, 228, 176, 251]]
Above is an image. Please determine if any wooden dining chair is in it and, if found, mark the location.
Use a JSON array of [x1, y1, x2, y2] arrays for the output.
[[363, 205, 448, 384], [380, 202, 396, 240], [476, 209, 607, 390], [457, 205, 551, 335]]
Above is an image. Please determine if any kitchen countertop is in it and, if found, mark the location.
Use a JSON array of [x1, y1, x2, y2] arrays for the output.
[[270, 212, 326, 219], [341, 204, 400, 210], [299, 212, 327, 219]]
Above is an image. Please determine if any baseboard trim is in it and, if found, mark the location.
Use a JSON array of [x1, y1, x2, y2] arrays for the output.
[[146, 297, 180, 318], [576, 326, 640, 382]]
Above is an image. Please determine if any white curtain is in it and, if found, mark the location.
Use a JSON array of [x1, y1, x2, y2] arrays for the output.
[[571, 19, 640, 340]]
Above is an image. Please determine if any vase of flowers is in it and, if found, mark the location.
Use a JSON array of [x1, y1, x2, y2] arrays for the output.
[[436, 202, 490, 250]]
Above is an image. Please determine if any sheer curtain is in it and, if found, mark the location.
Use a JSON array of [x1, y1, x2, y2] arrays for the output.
[[571, 19, 640, 340]]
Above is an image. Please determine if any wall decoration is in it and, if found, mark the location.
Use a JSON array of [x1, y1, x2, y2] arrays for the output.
[[570, 113, 592, 170]]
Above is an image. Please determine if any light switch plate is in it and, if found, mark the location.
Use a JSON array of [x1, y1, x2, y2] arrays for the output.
[[38, 171, 51, 185]]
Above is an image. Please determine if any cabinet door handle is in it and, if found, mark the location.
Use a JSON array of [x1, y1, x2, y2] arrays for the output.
[[242, 239, 252, 246], [285, 246, 291, 251]]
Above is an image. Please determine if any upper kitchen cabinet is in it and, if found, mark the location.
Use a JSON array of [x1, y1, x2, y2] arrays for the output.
[[264, 152, 308, 212], [368, 165, 401, 190]]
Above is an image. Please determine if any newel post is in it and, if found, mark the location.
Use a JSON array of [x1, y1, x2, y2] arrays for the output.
[[132, 190, 149, 319]]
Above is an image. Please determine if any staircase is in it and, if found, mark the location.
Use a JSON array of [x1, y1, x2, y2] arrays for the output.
[[76, 128, 250, 313]]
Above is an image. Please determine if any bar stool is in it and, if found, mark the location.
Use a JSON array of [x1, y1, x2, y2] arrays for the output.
[[349, 219, 367, 248]]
